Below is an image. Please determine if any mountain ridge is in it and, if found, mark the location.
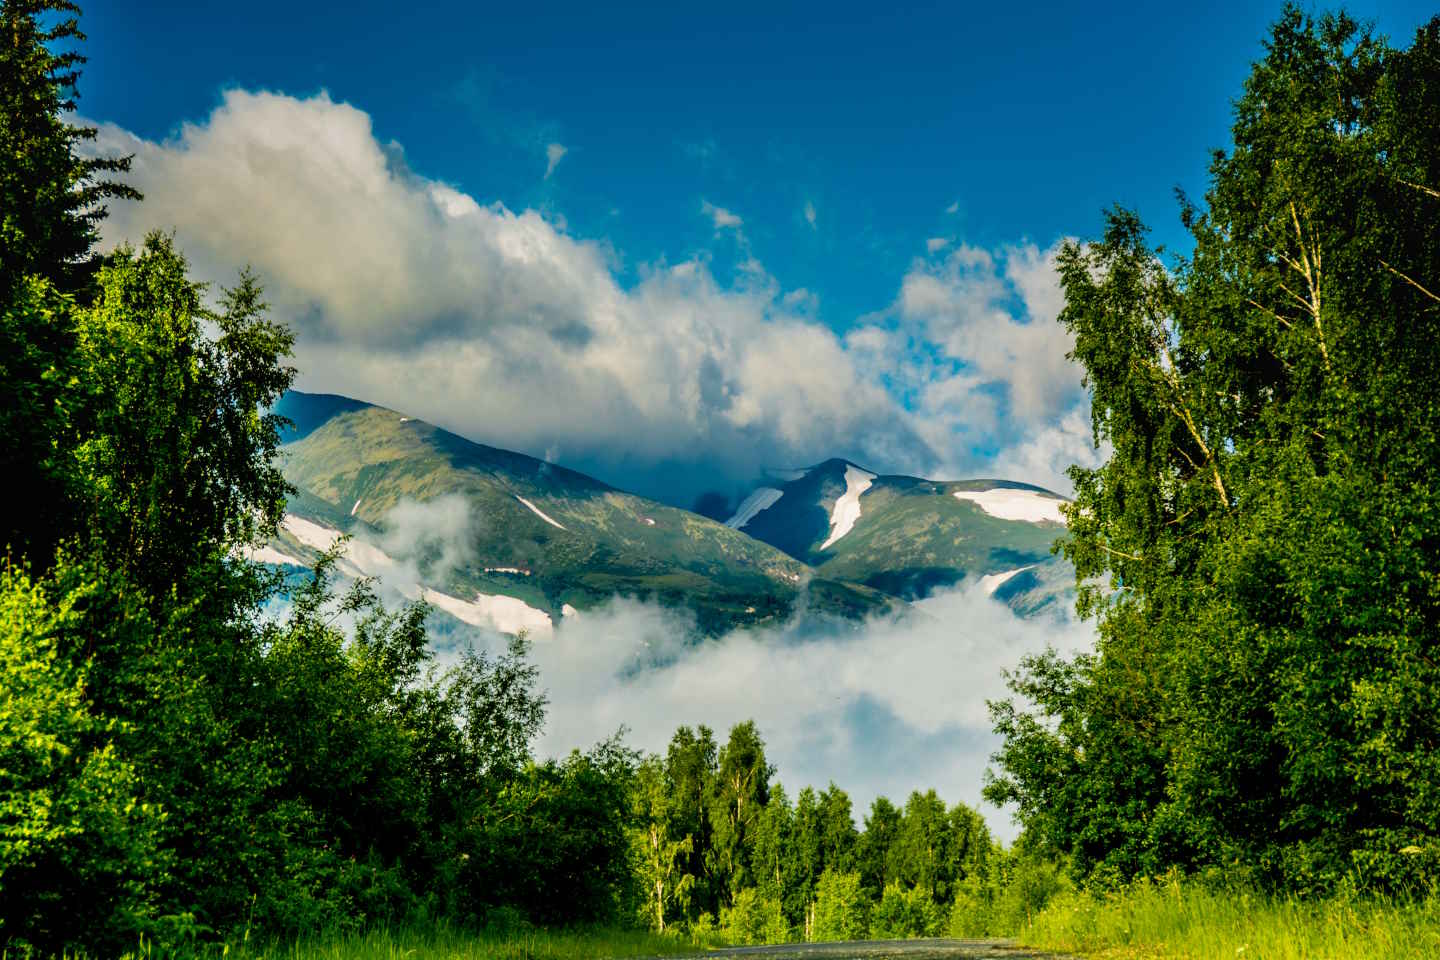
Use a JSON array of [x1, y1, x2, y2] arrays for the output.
[[261, 390, 1075, 634]]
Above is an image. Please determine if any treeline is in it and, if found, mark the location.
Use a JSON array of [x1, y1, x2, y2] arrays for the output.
[[987, 5, 1440, 898], [628, 721, 1022, 943]]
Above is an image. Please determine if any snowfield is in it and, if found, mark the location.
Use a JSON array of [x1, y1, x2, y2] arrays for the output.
[[979, 565, 1036, 595], [820, 465, 877, 550], [515, 495, 566, 530], [425, 589, 554, 637], [725, 487, 784, 529], [953, 488, 1068, 524]]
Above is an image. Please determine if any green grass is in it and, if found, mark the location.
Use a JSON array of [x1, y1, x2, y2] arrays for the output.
[[121, 925, 717, 960], [1017, 877, 1440, 959]]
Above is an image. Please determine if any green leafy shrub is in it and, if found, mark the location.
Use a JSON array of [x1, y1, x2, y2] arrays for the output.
[[811, 869, 868, 941], [869, 883, 942, 939], [719, 888, 788, 945]]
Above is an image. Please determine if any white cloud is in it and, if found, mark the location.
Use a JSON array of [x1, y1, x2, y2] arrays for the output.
[[945, 201, 960, 214], [701, 199, 743, 230], [926, 236, 950, 254], [781, 287, 818, 312], [804, 200, 817, 228], [543, 141, 567, 179], [878, 240, 1093, 491], [87, 89, 1099, 500], [529, 582, 1095, 841]]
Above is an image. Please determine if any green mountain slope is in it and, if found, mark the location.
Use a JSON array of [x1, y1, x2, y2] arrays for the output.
[[267, 392, 893, 634], [727, 459, 1074, 612]]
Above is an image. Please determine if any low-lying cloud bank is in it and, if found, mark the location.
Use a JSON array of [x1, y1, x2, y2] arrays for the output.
[[86, 89, 1101, 501], [515, 585, 1091, 842]]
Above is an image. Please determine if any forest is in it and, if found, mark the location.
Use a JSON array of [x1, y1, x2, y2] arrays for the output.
[[3, 1, 1440, 957]]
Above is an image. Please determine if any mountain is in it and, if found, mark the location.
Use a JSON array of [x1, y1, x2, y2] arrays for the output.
[[722, 459, 1074, 615], [261, 392, 894, 636]]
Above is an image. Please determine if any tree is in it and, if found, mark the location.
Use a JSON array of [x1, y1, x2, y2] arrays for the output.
[[0, 0, 139, 568], [895, 790, 950, 901], [73, 237, 295, 593], [630, 756, 694, 932], [789, 786, 824, 934], [708, 721, 773, 902], [665, 724, 718, 918], [988, 6, 1440, 892], [816, 783, 858, 876], [750, 783, 793, 907], [857, 796, 902, 898], [0, 562, 163, 949], [0, 0, 139, 298]]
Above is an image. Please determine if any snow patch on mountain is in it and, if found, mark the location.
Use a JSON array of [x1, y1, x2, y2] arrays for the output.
[[726, 487, 784, 529], [979, 565, 1035, 595], [820, 465, 877, 549], [515, 495, 566, 530], [282, 514, 396, 578], [426, 589, 553, 636], [282, 514, 343, 551], [242, 544, 305, 567], [280, 514, 552, 635], [766, 468, 810, 483], [953, 488, 1067, 524]]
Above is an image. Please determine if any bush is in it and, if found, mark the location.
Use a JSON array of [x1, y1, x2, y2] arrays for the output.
[[949, 848, 1072, 938], [720, 888, 788, 945], [812, 869, 869, 941], [869, 883, 942, 939], [0, 564, 166, 953]]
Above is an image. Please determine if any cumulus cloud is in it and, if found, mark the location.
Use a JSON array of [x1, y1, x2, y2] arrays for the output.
[[88, 89, 1099, 500], [859, 240, 1103, 492], [804, 200, 817, 228], [543, 141, 567, 179], [528, 582, 1095, 841], [926, 236, 949, 253]]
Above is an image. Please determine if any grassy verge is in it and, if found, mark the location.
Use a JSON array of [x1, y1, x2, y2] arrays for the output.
[[1017, 878, 1440, 960], [128, 925, 717, 960]]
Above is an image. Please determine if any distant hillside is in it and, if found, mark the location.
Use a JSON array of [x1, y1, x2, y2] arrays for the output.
[[724, 459, 1074, 614]]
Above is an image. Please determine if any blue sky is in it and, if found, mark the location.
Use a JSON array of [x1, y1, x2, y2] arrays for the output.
[[83, 1, 1438, 505]]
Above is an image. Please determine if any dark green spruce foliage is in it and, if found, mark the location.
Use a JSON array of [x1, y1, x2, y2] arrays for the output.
[[987, 6, 1440, 892], [1, 0, 138, 566], [0, 0, 138, 297]]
